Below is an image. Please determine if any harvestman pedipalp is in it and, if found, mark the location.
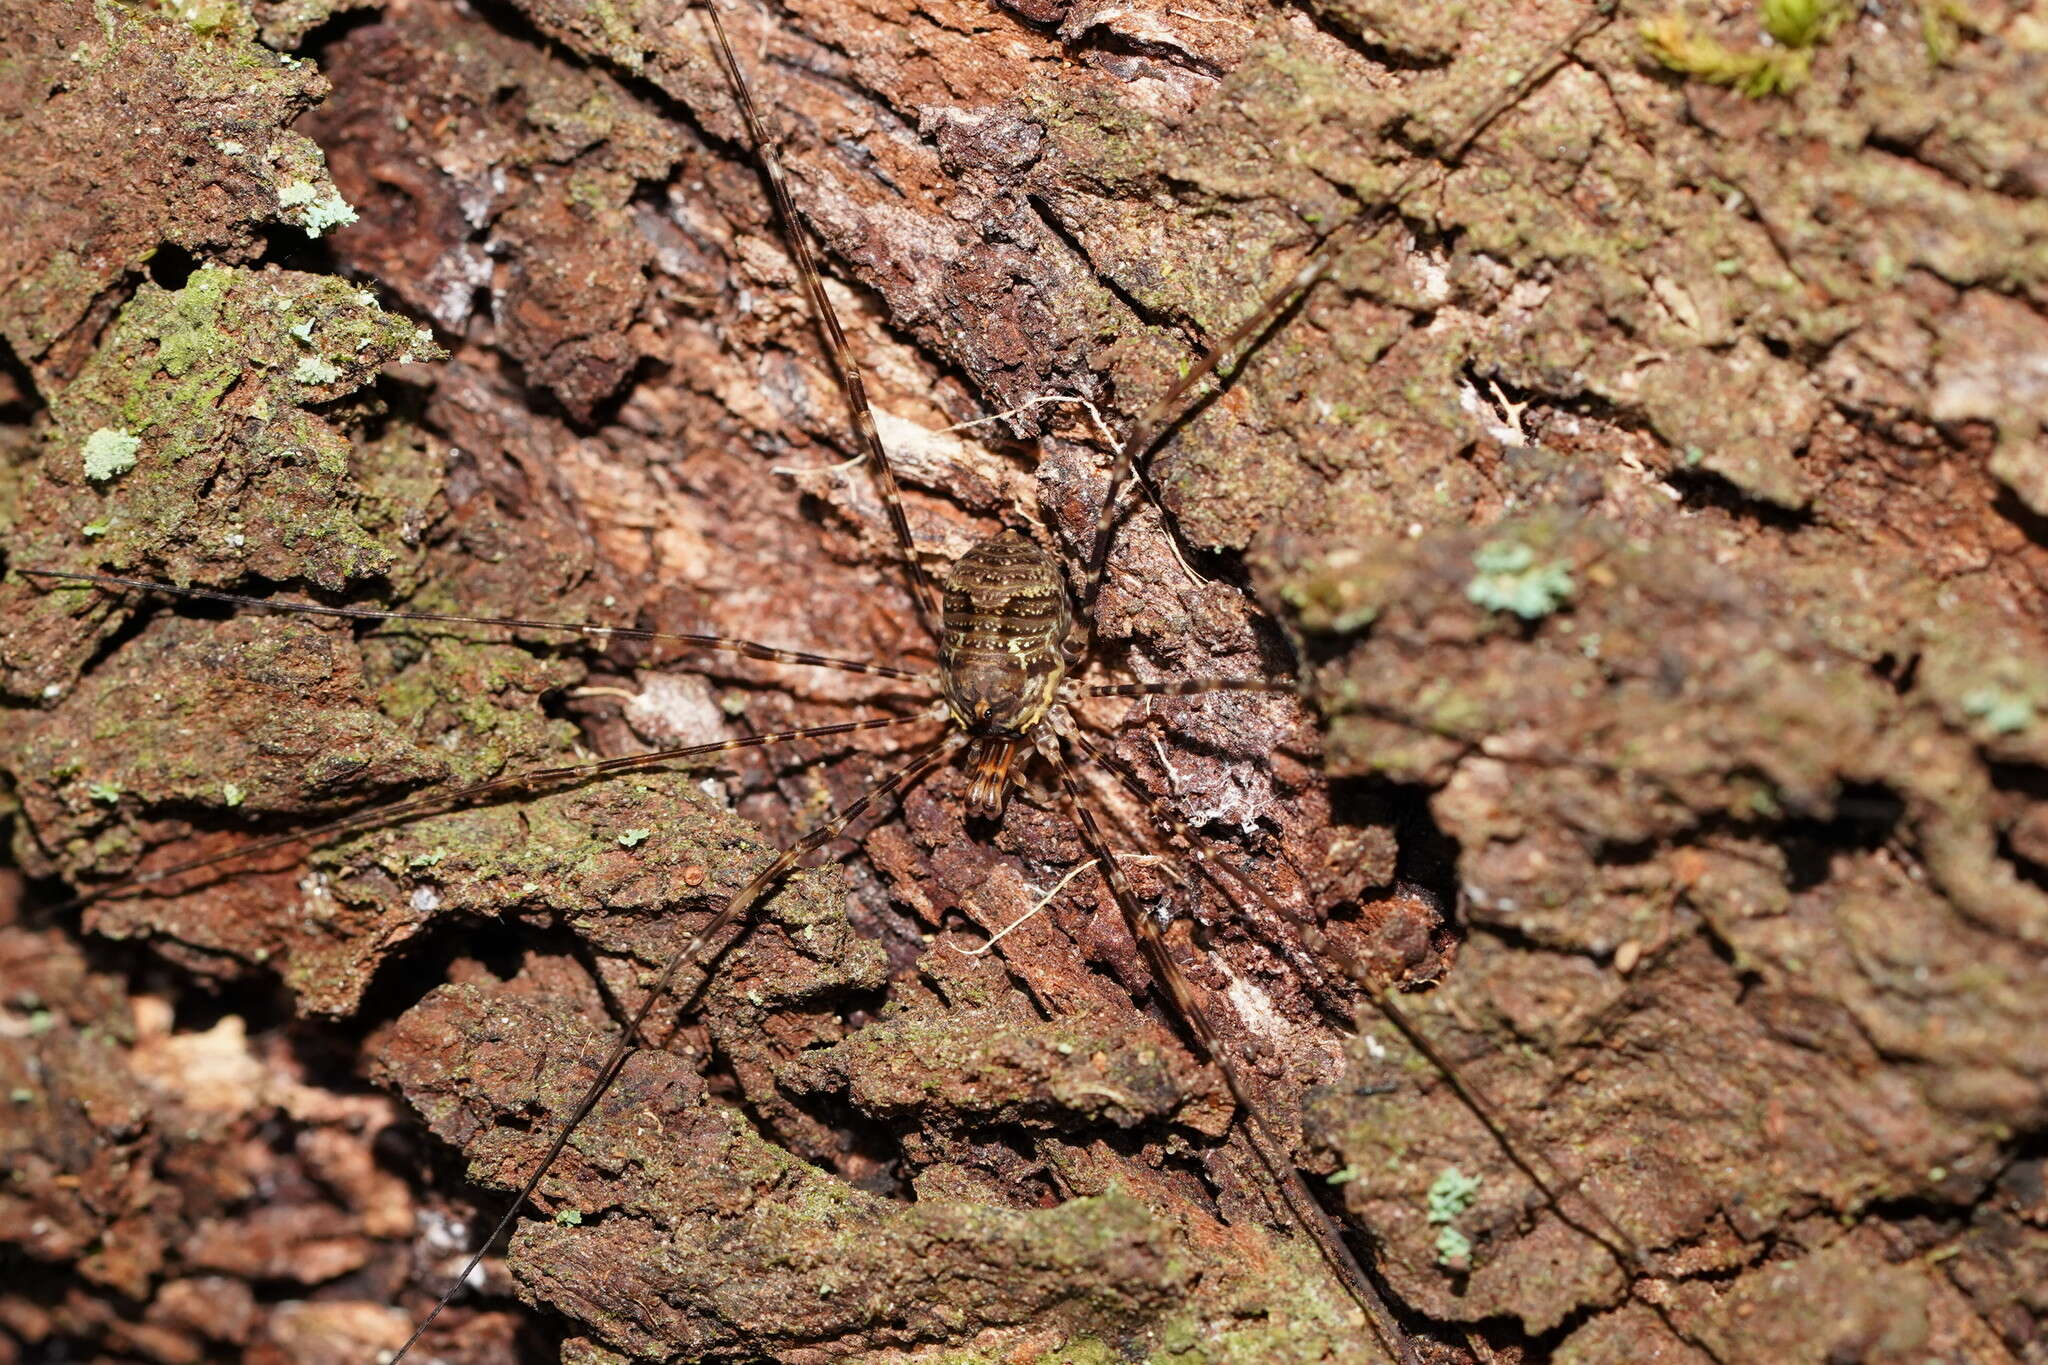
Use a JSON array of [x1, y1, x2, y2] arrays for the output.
[[20, 2, 1644, 1359]]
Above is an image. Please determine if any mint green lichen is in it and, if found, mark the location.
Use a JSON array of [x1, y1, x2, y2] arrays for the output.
[[221, 781, 245, 807], [555, 1208, 583, 1226], [1426, 1166, 1482, 1268], [291, 356, 341, 384], [1467, 541, 1575, 619], [276, 179, 358, 237], [81, 428, 141, 482], [617, 828, 652, 847], [86, 780, 123, 803], [1961, 684, 2035, 735], [1427, 1166, 1481, 1222]]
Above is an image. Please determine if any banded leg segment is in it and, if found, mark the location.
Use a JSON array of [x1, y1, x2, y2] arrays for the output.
[[701, 3, 941, 640], [1061, 724, 1646, 1273], [63, 712, 940, 911], [1038, 733, 1420, 1365], [388, 729, 963, 1364], [1083, 678, 1296, 699], [18, 568, 930, 683], [1074, 2, 1620, 623]]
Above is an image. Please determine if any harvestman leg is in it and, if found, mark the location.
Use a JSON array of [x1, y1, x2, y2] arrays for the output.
[[54, 713, 942, 911], [701, 2, 941, 640], [385, 730, 964, 1362], [1052, 0, 1641, 1278], [1074, 2, 1622, 626], [1037, 730, 1423, 1365], [1058, 716, 1646, 1270], [16, 569, 930, 683]]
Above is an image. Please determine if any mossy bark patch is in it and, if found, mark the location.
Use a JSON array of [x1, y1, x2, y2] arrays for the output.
[[0, 0, 356, 383], [0, 266, 442, 698]]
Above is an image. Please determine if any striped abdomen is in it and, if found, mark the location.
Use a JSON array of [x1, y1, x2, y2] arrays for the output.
[[938, 530, 1071, 739]]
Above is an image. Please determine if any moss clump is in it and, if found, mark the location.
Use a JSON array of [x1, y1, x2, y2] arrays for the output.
[[1641, 0, 1851, 97], [33, 266, 444, 592]]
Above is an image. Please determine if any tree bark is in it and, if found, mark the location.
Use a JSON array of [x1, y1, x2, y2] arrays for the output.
[[3, 0, 2046, 1361]]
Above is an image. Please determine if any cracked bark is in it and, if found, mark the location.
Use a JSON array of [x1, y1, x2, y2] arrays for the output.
[[3, 0, 2048, 1362]]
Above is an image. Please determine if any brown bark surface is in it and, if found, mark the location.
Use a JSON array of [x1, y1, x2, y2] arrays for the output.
[[3, 0, 2047, 1362]]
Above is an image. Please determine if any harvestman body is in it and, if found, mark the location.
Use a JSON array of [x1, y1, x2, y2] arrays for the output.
[[19, 2, 1645, 1361]]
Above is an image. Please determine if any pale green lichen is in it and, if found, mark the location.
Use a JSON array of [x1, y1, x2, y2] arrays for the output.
[[292, 356, 341, 384], [275, 179, 358, 237], [555, 1208, 583, 1226], [81, 427, 142, 482], [1426, 1166, 1481, 1221], [1466, 541, 1575, 619], [1426, 1166, 1482, 1268], [222, 781, 245, 807], [86, 780, 123, 804], [617, 828, 652, 847], [1961, 683, 2035, 735]]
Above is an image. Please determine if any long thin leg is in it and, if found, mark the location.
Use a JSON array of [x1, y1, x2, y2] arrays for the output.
[[388, 729, 963, 1364], [1075, 2, 1619, 622], [60, 711, 941, 911], [1059, 721, 1646, 1271], [700, 3, 941, 640], [17, 568, 929, 683], [1038, 733, 1420, 1365], [1083, 678, 1294, 698]]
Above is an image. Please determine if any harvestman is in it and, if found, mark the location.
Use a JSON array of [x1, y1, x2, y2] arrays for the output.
[[22, 2, 1642, 1359]]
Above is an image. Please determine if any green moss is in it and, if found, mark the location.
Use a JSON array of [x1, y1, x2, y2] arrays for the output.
[[32, 266, 445, 590], [1640, 0, 1850, 97], [1761, 0, 1850, 46], [162, 0, 250, 36]]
